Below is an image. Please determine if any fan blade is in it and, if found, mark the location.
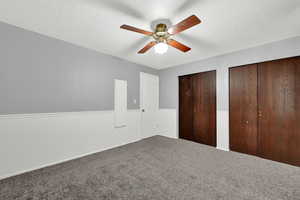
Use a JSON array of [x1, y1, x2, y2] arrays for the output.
[[120, 25, 153, 36], [167, 39, 191, 52], [168, 15, 201, 35], [138, 41, 157, 54]]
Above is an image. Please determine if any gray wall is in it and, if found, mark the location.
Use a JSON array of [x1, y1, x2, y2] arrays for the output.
[[1, 20, 299, 115], [159, 36, 300, 110], [0, 22, 157, 114]]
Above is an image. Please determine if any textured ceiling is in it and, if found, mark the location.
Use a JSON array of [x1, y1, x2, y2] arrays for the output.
[[0, 0, 299, 69]]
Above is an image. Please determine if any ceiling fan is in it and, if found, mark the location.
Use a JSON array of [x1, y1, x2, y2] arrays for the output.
[[120, 15, 201, 54]]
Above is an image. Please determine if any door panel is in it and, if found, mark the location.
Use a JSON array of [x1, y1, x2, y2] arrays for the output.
[[258, 57, 300, 166], [140, 73, 159, 139], [179, 71, 216, 146], [192, 71, 216, 146], [179, 75, 194, 141], [229, 64, 258, 155]]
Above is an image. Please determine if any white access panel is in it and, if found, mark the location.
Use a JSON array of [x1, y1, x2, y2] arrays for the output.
[[114, 79, 127, 128]]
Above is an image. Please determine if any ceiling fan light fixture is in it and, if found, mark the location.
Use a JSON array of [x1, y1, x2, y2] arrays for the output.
[[120, 15, 201, 54], [154, 42, 168, 54]]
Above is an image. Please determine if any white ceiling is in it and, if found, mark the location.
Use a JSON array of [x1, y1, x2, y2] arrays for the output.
[[0, 0, 299, 69]]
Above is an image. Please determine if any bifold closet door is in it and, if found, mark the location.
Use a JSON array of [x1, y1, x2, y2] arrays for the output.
[[258, 57, 300, 166], [179, 75, 194, 141], [179, 71, 216, 147], [192, 71, 216, 146], [229, 64, 258, 156]]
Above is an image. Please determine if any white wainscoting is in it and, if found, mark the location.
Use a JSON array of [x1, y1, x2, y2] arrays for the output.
[[217, 110, 230, 151], [156, 109, 177, 139], [0, 110, 141, 180], [155, 109, 230, 151]]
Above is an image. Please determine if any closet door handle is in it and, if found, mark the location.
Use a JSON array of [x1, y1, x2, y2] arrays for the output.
[[245, 120, 249, 124], [258, 111, 263, 117]]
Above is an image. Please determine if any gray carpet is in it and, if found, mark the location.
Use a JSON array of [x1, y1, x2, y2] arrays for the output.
[[1, 136, 300, 200]]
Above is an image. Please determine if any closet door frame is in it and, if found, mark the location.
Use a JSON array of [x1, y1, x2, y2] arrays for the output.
[[178, 70, 217, 147]]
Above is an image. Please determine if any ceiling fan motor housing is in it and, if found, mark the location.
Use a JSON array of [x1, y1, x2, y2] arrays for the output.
[[154, 24, 169, 42], [156, 24, 167, 33]]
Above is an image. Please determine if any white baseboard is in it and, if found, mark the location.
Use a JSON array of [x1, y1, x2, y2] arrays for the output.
[[217, 147, 230, 151]]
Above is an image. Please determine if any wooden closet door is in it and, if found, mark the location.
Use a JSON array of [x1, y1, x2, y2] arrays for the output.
[[192, 71, 216, 146], [229, 64, 258, 155], [179, 75, 194, 141], [258, 57, 300, 166]]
